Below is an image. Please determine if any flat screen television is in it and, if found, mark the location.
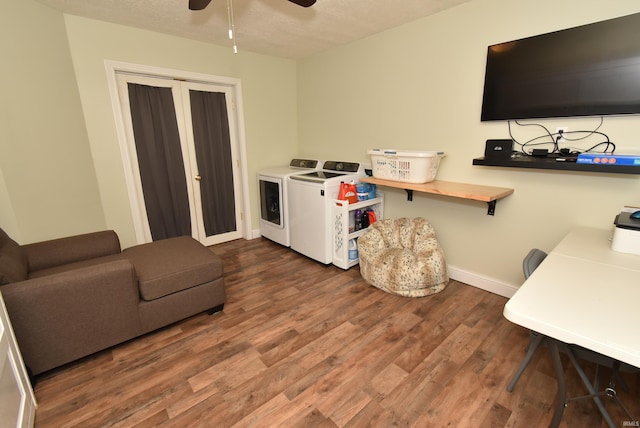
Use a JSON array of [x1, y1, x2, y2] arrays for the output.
[[480, 12, 640, 121]]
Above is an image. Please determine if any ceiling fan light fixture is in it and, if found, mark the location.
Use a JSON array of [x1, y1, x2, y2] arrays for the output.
[[226, 0, 238, 54], [288, 0, 317, 7], [188, 0, 212, 11], [190, 0, 317, 54]]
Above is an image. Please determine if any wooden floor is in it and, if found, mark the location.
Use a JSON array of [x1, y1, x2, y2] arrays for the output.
[[33, 238, 639, 427]]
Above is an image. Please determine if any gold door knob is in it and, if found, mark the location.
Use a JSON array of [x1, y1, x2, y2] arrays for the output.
[[195, 175, 202, 181]]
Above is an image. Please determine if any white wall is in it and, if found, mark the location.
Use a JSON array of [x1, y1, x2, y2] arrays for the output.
[[297, 0, 640, 290]]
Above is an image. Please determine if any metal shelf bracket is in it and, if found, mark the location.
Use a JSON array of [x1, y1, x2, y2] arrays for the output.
[[487, 200, 497, 216], [406, 188, 497, 215]]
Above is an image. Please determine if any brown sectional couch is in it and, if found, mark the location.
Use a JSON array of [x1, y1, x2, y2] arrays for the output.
[[0, 228, 226, 375]]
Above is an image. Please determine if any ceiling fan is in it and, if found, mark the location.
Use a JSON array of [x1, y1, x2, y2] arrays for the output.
[[189, 0, 316, 10]]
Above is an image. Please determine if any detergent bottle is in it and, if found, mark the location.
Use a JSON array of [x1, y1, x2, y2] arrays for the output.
[[338, 181, 358, 204], [367, 210, 377, 225], [348, 239, 358, 260], [354, 209, 363, 231]]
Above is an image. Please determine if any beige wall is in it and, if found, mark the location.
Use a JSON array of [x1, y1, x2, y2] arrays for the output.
[[1, 0, 298, 248], [3, 0, 640, 289], [298, 0, 640, 286], [60, 15, 297, 246], [62, 15, 299, 248], [0, 0, 105, 243]]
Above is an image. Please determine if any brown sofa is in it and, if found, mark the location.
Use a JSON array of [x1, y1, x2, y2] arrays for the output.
[[0, 228, 226, 375]]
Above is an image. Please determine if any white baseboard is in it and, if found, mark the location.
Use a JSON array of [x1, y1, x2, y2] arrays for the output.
[[250, 229, 518, 298], [448, 265, 519, 298]]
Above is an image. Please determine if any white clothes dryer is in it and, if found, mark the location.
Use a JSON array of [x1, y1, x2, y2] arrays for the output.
[[257, 159, 323, 247]]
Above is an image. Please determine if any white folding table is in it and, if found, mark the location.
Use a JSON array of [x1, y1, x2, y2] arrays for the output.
[[504, 226, 640, 427]]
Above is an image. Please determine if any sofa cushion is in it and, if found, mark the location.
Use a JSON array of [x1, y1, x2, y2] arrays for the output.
[[123, 236, 223, 301], [22, 230, 121, 272], [27, 253, 126, 279], [0, 229, 28, 285]]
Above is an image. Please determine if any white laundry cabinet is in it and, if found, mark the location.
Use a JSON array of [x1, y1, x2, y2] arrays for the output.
[[0, 292, 36, 427]]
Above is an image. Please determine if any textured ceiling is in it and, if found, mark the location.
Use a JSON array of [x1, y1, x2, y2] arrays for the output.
[[35, 0, 469, 59]]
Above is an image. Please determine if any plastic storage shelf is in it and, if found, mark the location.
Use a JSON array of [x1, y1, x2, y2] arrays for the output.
[[332, 192, 384, 270]]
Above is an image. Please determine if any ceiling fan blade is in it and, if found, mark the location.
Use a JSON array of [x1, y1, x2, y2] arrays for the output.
[[288, 0, 316, 7], [189, 0, 212, 11]]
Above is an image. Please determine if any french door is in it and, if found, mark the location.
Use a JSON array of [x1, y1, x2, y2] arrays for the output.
[[115, 73, 243, 246]]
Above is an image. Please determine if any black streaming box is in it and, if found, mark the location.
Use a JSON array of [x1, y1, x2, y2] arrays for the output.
[[484, 139, 513, 160]]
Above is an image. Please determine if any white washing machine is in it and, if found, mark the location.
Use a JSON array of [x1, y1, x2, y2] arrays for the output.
[[288, 161, 365, 264], [257, 159, 323, 247]]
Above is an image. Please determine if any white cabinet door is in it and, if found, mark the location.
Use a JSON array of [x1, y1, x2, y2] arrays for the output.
[[0, 292, 36, 428]]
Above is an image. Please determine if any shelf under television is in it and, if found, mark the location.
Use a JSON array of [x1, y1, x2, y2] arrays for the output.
[[472, 156, 640, 174]]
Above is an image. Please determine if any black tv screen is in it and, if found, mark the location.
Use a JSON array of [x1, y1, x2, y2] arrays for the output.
[[481, 12, 640, 121]]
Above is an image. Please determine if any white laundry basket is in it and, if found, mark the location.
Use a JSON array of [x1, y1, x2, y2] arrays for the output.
[[368, 149, 445, 184]]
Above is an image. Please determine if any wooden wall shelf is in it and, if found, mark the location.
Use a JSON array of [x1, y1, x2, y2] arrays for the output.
[[360, 177, 514, 215]]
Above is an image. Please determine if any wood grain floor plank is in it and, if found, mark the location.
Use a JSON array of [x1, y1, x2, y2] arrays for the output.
[[31, 237, 639, 428]]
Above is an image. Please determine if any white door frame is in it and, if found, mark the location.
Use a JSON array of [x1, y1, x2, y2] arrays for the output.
[[104, 60, 252, 245]]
